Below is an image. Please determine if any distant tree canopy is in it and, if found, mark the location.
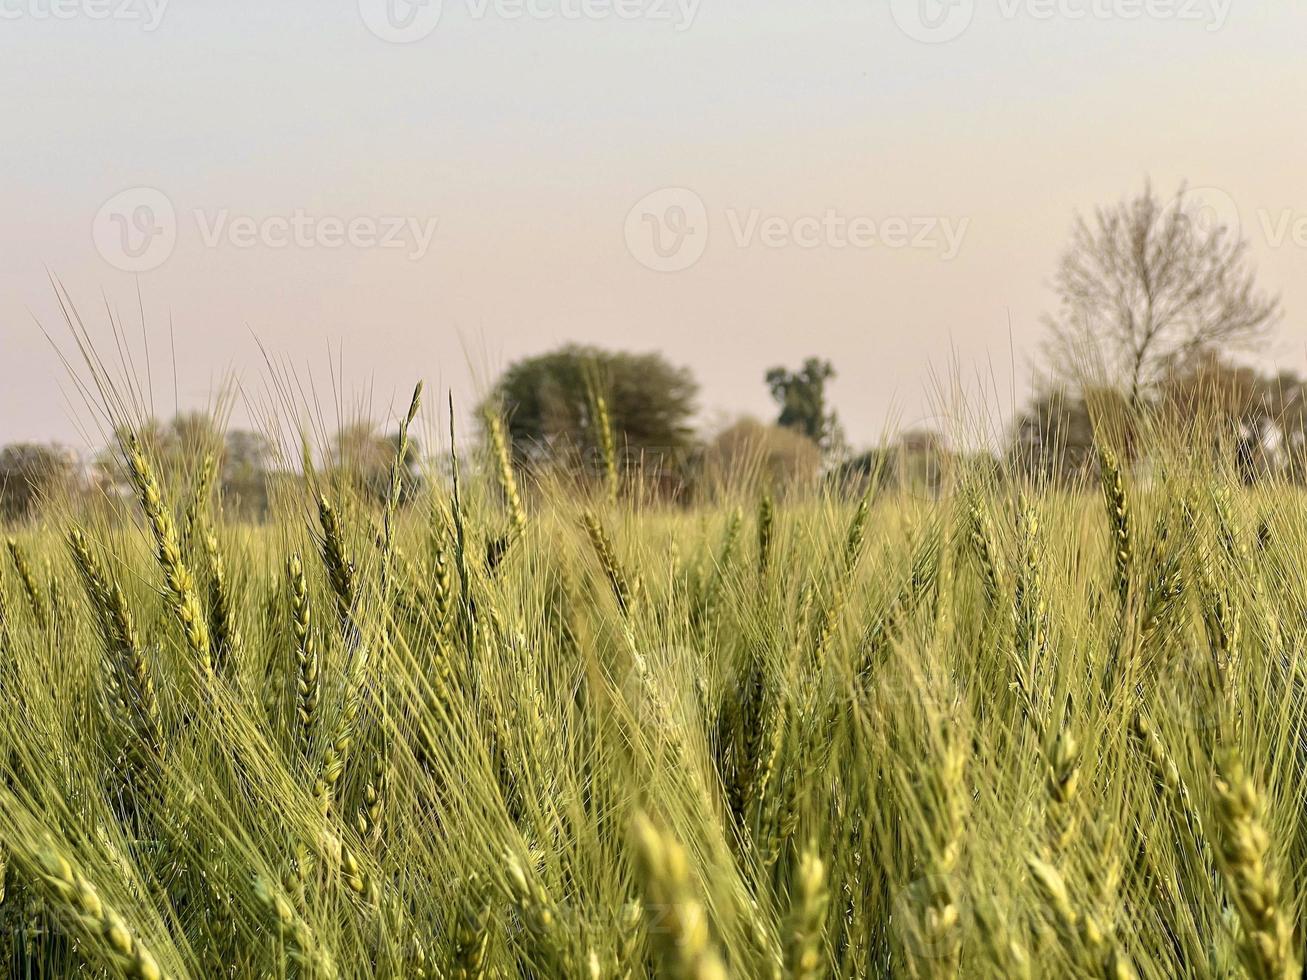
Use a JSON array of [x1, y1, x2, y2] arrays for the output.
[[699, 417, 821, 497], [329, 421, 422, 505], [99, 412, 227, 485], [1042, 181, 1280, 405], [95, 413, 276, 518], [1010, 386, 1128, 483], [766, 358, 842, 454], [0, 407, 437, 526], [486, 344, 698, 469], [221, 429, 276, 517], [1157, 353, 1307, 482], [0, 443, 79, 522], [833, 428, 967, 499], [1012, 355, 1307, 485]]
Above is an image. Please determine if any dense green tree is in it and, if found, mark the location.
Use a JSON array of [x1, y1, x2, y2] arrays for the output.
[[486, 344, 698, 471], [765, 358, 842, 454]]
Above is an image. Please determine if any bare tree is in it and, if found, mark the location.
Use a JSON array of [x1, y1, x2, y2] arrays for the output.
[[1043, 182, 1280, 406]]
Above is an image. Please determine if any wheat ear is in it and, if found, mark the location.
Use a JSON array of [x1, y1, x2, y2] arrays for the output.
[[287, 554, 320, 761], [583, 510, 636, 616], [966, 497, 1001, 611], [1213, 752, 1298, 980], [316, 496, 357, 637], [1098, 447, 1131, 606], [451, 873, 492, 980], [784, 848, 829, 980], [757, 493, 774, 579], [6, 537, 49, 630], [484, 407, 527, 541], [632, 814, 729, 980], [1044, 721, 1081, 858], [253, 875, 337, 978], [594, 388, 619, 506], [21, 838, 169, 980], [180, 451, 217, 557], [123, 434, 211, 675], [313, 638, 369, 815], [1026, 854, 1136, 979], [67, 528, 162, 762], [381, 382, 423, 603], [202, 530, 240, 676]]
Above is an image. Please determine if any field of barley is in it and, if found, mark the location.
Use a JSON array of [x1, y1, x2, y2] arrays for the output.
[[0, 387, 1304, 979]]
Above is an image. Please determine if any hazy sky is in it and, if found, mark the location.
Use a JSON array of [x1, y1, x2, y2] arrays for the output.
[[3, 0, 1306, 452]]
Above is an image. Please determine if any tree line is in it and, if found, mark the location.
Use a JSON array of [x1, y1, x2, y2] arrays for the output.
[[3, 181, 1303, 521]]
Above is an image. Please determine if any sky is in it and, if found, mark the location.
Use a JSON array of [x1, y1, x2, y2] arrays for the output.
[[2, 0, 1306, 453]]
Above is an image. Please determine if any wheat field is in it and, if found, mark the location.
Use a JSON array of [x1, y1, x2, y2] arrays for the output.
[[0, 385, 1304, 979]]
